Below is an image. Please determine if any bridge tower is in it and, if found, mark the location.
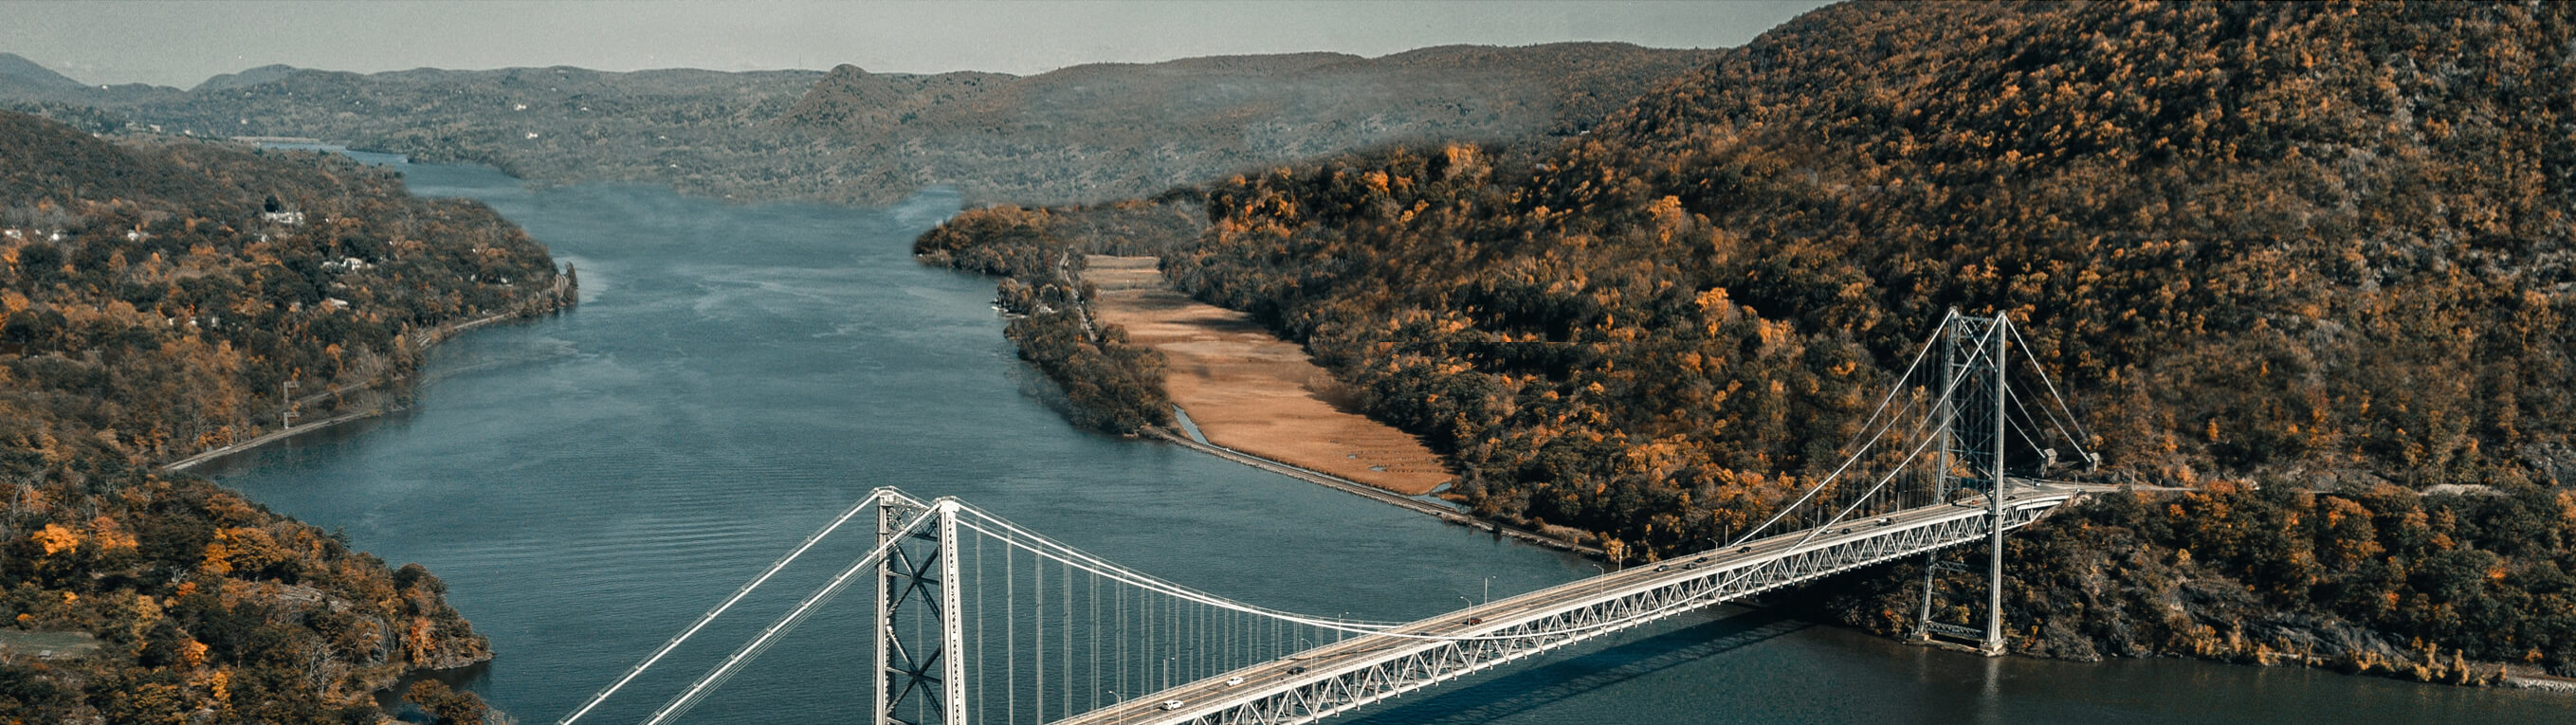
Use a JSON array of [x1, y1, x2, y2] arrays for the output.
[[1915, 310, 2011, 656], [875, 496, 969, 724]]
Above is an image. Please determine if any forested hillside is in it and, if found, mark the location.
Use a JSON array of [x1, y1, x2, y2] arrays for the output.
[[929, 2, 2576, 678], [0, 111, 568, 721]]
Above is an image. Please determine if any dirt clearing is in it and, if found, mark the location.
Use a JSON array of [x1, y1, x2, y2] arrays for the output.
[[1085, 255, 1452, 496]]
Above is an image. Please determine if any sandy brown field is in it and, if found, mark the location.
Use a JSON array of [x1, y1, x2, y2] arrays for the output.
[[1085, 256, 1452, 496]]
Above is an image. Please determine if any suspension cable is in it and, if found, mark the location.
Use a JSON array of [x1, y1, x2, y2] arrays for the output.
[[1726, 319, 2000, 549], [640, 499, 941, 724], [593, 317, 2087, 716], [949, 506, 1402, 626], [941, 318, 2006, 649], [2005, 322, 2095, 453], [559, 488, 897, 725]]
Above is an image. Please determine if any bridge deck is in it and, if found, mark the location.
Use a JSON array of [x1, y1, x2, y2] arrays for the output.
[[1056, 482, 2108, 725]]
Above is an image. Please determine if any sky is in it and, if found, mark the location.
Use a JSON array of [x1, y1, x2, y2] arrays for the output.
[[8, 0, 1832, 88]]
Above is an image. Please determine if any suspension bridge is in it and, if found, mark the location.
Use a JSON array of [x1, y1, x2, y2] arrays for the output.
[[558, 310, 2114, 724]]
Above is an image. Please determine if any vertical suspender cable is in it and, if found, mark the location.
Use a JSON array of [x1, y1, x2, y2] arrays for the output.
[[1005, 541, 1015, 725], [1030, 553, 1040, 719], [1118, 578, 1127, 705], [975, 532, 985, 725], [1089, 568, 1101, 715], [1062, 561, 1072, 719]]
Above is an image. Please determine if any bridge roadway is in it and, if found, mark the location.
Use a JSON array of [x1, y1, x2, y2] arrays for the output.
[[1056, 481, 2110, 725]]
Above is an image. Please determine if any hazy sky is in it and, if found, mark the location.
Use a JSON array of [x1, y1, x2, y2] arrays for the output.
[[9, 1, 1832, 88]]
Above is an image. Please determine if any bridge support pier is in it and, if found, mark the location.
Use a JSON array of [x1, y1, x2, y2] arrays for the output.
[[875, 497, 969, 724]]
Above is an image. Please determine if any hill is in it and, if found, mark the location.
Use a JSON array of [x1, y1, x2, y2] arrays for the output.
[[0, 44, 1715, 206], [191, 63, 299, 92], [0, 52, 86, 99], [0, 111, 569, 721], [782, 43, 1716, 203], [924, 1, 2576, 680]]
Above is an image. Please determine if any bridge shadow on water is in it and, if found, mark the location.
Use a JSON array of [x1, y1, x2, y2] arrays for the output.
[[1342, 608, 1811, 725]]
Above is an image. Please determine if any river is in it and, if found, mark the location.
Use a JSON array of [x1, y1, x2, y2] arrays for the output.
[[203, 155, 2562, 723]]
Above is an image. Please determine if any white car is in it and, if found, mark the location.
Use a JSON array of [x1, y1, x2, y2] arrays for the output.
[[1161, 699, 1186, 711], [1225, 676, 1247, 686]]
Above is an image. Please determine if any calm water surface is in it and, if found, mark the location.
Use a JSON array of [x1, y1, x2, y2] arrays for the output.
[[206, 157, 2563, 723]]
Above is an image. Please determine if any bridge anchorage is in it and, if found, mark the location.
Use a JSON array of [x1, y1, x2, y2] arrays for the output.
[[561, 310, 2107, 724]]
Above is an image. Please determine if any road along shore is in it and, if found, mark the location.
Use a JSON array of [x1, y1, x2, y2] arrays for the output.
[[160, 279, 573, 473]]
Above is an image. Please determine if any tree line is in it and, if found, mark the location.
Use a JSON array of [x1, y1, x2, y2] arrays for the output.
[[915, 198, 1205, 436]]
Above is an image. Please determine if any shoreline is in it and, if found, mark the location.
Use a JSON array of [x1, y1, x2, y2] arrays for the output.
[[1141, 425, 1607, 558], [1084, 255, 1452, 496], [158, 295, 568, 475], [161, 408, 389, 473], [1082, 255, 1605, 558]]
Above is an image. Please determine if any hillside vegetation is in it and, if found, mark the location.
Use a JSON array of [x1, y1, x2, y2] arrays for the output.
[[0, 111, 569, 721], [926, 2, 2576, 679], [915, 198, 1208, 434]]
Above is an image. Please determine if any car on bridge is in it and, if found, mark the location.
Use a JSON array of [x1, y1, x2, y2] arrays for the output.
[[1161, 699, 1185, 711]]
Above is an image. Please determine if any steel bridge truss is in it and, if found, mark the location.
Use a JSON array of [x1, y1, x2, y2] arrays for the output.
[[876, 495, 969, 725], [1153, 492, 2074, 725]]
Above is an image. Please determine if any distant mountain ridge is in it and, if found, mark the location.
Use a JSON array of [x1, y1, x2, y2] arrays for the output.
[[0, 52, 84, 95], [0, 43, 1719, 205], [192, 63, 300, 91], [789, 42, 1711, 152]]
